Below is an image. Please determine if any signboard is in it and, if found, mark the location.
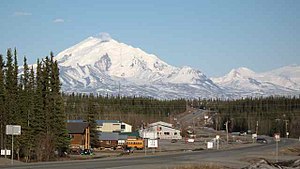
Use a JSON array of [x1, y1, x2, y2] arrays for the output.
[[207, 142, 213, 149], [6, 125, 21, 135], [187, 138, 195, 143], [252, 134, 257, 139], [274, 133, 280, 142], [147, 139, 158, 148], [1, 149, 11, 156]]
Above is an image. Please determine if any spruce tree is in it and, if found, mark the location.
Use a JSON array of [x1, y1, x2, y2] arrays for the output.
[[87, 94, 99, 148], [0, 54, 5, 150], [50, 53, 69, 155]]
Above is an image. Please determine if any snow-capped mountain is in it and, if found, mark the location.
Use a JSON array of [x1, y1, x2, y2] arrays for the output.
[[211, 66, 300, 97], [55, 33, 300, 99], [56, 34, 224, 99]]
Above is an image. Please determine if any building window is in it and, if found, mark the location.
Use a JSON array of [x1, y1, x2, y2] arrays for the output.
[[164, 132, 170, 135], [174, 132, 177, 135], [121, 125, 125, 129]]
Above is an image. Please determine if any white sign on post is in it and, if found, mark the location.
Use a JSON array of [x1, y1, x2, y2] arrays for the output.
[[147, 139, 158, 148], [274, 133, 280, 142], [6, 125, 21, 135], [1, 149, 11, 156], [207, 142, 213, 149], [6, 125, 21, 165]]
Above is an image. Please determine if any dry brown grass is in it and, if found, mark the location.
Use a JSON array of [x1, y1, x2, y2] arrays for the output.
[[169, 164, 224, 169], [280, 145, 300, 156]]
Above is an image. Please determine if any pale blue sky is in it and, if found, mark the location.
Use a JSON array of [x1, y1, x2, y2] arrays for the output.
[[0, 0, 299, 77]]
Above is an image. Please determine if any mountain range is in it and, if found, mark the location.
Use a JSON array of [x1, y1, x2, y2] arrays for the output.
[[54, 34, 300, 99]]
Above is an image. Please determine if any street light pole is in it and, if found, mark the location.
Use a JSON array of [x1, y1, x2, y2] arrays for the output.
[[225, 121, 229, 144]]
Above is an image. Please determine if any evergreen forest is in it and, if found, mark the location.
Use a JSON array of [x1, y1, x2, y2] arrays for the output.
[[189, 97, 300, 138]]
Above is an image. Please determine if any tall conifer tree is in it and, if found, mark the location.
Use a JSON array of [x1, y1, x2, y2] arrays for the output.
[[0, 54, 5, 149]]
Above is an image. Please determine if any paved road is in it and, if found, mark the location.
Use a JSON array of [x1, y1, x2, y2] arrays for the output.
[[1, 139, 298, 169], [178, 109, 207, 128]]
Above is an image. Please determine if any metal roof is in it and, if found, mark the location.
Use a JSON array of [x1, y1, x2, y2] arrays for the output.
[[67, 122, 89, 134], [67, 120, 84, 123], [98, 132, 119, 141]]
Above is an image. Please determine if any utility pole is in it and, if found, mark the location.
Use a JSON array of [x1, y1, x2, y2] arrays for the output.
[[284, 120, 289, 138], [225, 121, 229, 144], [215, 113, 218, 131], [0, 123, 3, 150], [256, 121, 259, 135]]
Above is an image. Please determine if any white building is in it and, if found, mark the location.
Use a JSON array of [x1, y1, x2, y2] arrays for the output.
[[141, 121, 182, 140], [96, 120, 132, 133], [139, 127, 157, 139]]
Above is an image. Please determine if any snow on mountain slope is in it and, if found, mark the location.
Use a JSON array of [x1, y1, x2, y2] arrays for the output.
[[55, 33, 299, 99], [56, 33, 224, 99], [211, 66, 300, 97], [259, 64, 300, 90]]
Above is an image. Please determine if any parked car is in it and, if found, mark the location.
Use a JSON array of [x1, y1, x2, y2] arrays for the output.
[[256, 138, 268, 144], [80, 149, 93, 155], [239, 131, 247, 136], [123, 147, 134, 154]]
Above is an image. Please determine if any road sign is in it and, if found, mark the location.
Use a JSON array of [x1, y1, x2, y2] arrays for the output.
[[6, 125, 21, 165], [147, 139, 158, 148], [274, 133, 280, 142], [207, 142, 213, 149], [6, 125, 21, 135], [1, 149, 11, 156]]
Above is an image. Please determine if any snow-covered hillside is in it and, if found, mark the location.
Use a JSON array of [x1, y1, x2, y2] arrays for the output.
[[56, 34, 224, 99], [54, 33, 300, 99], [211, 66, 300, 97]]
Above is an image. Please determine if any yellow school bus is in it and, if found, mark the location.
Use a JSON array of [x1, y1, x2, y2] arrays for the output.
[[125, 139, 144, 150]]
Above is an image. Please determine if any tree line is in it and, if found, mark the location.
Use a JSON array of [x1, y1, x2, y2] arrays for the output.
[[189, 96, 300, 138], [63, 93, 187, 129], [0, 49, 69, 162]]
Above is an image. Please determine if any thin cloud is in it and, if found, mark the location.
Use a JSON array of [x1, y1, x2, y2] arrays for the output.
[[53, 18, 65, 23], [13, 11, 32, 16]]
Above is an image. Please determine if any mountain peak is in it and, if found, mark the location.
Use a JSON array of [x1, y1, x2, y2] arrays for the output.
[[55, 34, 223, 98], [92, 32, 112, 42], [228, 67, 255, 78]]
